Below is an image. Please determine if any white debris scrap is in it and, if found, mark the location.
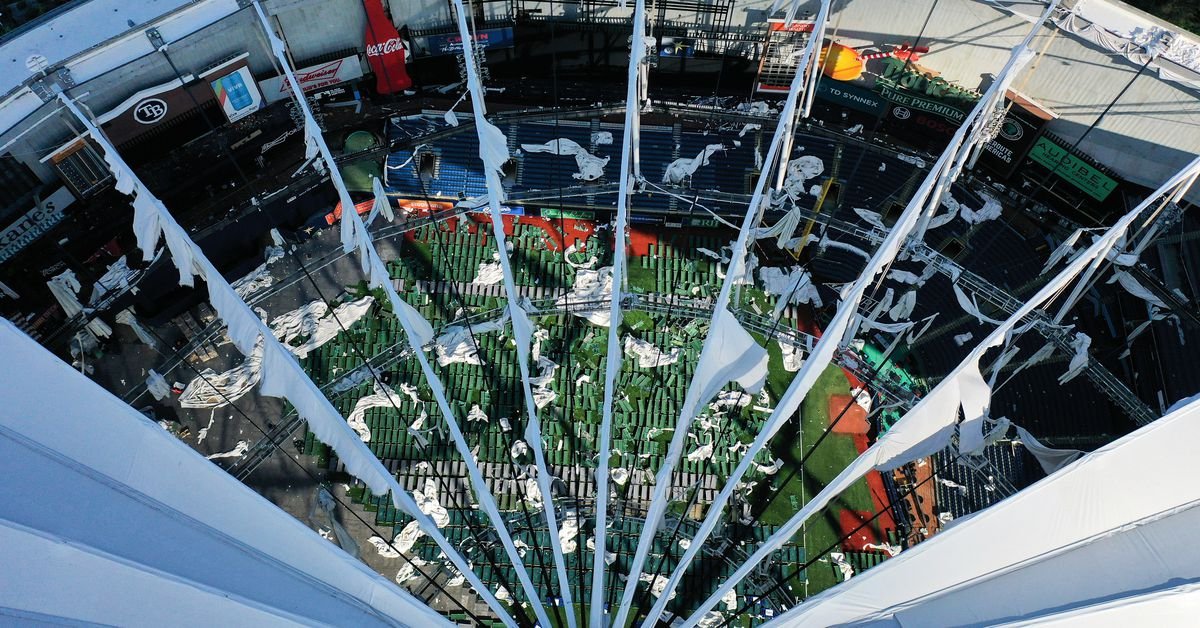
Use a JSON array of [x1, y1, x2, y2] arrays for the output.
[[473, 261, 505, 285], [467, 404, 489, 423], [559, 515, 580, 553], [393, 520, 425, 553], [591, 130, 614, 145], [639, 573, 677, 601], [346, 381, 414, 442], [179, 345, 263, 408], [759, 266, 822, 317], [89, 256, 139, 305], [368, 536, 401, 558], [206, 440, 249, 460], [829, 551, 855, 581], [612, 468, 629, 486], [146, 369, 170, 401], [781, 155, 825, 199], [663, 144, 725, 185], [434, 312, 509, 366], [780, 340, 804, 372], [521, 138, 610, 181], [624, 335, 682, 368], [556, 267, 614, 326], [414, 479, 450, 528], [687, 443, 714, 463]]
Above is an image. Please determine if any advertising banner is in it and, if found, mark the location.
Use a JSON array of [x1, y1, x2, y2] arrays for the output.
[[1028, 137, 1118, 201], [259, 55, 364, 104], [977, 104, 1046, 179], [815, 81, 887, 116], [363, 0, 412, 94], [96, 76, 216, 144], [0, 187, 75, 263], [419, 27, 515, 57], [541, 208, 594, 221], [208, 66, 263, 123]]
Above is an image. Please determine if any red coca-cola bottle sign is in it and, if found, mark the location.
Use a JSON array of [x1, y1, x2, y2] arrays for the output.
[[363, 0, 412, 94]]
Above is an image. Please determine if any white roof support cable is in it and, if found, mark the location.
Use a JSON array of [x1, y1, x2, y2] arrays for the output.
[[250, 2, 540, 624], [768, 397, 1200, 627], [448, 1, 571, 625], [646, 5, 1063, 623], [682, 153, 1200, 626], [612, 3, 831, 627], [56, 91, 515, 627], [910, 0, 1059, 243], [771, 10, 828, 193], [592, 0, 647, 624]]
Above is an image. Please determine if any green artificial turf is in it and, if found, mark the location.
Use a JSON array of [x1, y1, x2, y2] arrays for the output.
[[753, 338, 883, 596]]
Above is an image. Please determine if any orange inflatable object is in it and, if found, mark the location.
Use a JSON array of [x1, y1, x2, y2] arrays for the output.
[[325, 199, 375, 225], [820, 42, 865, 81]]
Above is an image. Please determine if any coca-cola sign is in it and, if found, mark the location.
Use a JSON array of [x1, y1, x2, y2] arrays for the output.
[[366, 37, 404, 57], [362, 0, 411, 94]]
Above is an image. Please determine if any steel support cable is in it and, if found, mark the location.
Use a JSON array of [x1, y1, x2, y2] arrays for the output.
[[591, 0, 650, 623], [57, 90, 506, 626], [647, 4, 1064, 618], [248, 3, 528, 623], [544, 17, 594, 618], [408, 178, 557, 626], [446, 4, 575, 624], [129, 317, 482, 624], [716, 452, 956, 626], [614, 3, 834, 624], [280, 231, 538, 627], [630, 234, 843, 621], [685, 152, 1200, 627]]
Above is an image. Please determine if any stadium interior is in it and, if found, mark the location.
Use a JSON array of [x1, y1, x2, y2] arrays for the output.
[[2, 0, 1200, 625]]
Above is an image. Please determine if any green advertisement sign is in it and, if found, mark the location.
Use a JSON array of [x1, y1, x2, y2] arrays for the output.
[[541, 207, 595, 220], [1028, 137, 1118, 201], [877, 84, 969, 123], [815, 81, 888, 116]]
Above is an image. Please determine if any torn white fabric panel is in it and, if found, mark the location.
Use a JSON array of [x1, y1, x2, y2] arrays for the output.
[[1111, 270, 1166, 309], [768, 396, 1200, 628], [473, 261, 505, 285], [146, 369, 170, 401], [522, 138, 609, 181], [366, 176, 394, 226], [1014, 425, 1084, 475], [1058, 332, 1091, 384], [1042, 227, 1085, 274], [289, 297, 374, 360], [48, 270, 112, 339], [179, 346, 263, 409], [557, 267, 614, 326], [115, 307, 158, 348], [597, 3, 665, 623], [346, 381, 414, 443], [89, 256, 138, 305], [624, 335, 682, 368], [0, 321, 451, 628], [662, 144, 724, 185], [952, 281, 1005, 326]]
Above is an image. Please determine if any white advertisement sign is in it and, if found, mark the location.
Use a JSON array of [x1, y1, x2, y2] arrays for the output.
[[259, 55, 364, 104], [209, 66, 264, 123]]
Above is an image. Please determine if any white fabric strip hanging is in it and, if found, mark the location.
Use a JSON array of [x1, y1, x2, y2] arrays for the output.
[[766, 395, 1200, 627], [0, 320, 452, 628], [445, 2, 569, 624], [250, 2, 536, 623], [592, 0, 646, 623], [662, 5, 1068, 621], [625, 4, 832, 625], [62, 80, 515, 627], [682, 154, 1200, 626]]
